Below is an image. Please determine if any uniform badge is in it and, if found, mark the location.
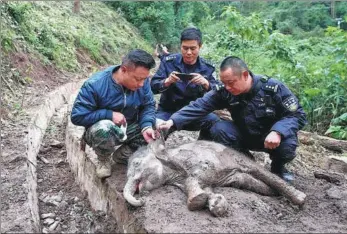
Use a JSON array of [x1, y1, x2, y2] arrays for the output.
[[165, 55, 176, 61], [283, 96, 298, 112]]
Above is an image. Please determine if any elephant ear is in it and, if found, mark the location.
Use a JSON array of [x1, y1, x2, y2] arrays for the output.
[[148, 131, 166, 155]]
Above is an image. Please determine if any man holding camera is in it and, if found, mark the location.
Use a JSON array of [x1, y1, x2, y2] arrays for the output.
[[150, 27, 220, 139]]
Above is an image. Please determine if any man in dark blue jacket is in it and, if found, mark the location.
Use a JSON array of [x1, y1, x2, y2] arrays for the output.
[[151, 27, 220, 139], [159, 56, 307, 182], [71, 49, 157, 178]]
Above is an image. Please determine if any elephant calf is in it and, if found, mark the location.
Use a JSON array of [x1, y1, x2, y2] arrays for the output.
[[123, 139, 306, 217]]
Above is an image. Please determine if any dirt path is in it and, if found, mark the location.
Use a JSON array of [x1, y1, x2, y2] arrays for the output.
[[1, 51, 119, 233], [36, 105, 118, 233]]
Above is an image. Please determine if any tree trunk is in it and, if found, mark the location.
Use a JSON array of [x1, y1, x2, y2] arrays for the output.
[[73, 0, 80, 14], [298, 130, 347, 152]]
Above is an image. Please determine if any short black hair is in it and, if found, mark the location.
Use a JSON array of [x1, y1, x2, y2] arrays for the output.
[[122, 49, 156, 70], [180, 27, 202, 45], [220, 56, 249, 76]]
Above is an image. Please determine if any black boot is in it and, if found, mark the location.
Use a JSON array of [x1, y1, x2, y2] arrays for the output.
[[197, 129, 213, 141], [270, 161, 294, 183]]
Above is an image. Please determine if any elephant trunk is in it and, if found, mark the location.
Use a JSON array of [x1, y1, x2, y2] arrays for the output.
[[123, 178, 144, 207]]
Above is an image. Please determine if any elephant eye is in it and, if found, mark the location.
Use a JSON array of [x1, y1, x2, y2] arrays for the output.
[[132, 159, 141, 167]]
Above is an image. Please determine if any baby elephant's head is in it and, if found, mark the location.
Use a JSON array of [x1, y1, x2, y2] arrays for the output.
[[123, 141, 167, 207]]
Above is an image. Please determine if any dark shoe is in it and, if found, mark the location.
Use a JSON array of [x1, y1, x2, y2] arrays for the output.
[[197, 129, 213, 141], [271, 164, 294, 183]]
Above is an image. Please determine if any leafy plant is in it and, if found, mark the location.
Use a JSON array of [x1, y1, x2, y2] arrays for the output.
[[325, 113, 347, 140]]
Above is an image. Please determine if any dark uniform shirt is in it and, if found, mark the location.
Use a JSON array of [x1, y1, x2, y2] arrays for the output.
[[170, 73, 307, 139], [151, 53, 218, 112]]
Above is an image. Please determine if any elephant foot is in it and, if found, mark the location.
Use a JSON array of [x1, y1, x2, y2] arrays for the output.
[[187, 191, 208, 211], [208, 193, 229, 217]]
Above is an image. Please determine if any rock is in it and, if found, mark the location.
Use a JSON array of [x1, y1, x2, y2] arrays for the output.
[[43, 218, 55, 225], [51, 195, 62, 202], [38, 179, 43, 183], [39, 147, 50, 154], [46, 199, 60, 207], [39, 193, 48, 202], [56, 159, 66, 166], [73, 203, 83, 212], [59, 201, 69, 210], [38, 155, 50, 164], [73, 196, 79, 202], [49, 221, 59, 231], [42, 227, 49, 233], [50, 140, 64, 148], [326, 156, 347, 174], [326, 186, 345, 199], [41, 213, 56, 219]]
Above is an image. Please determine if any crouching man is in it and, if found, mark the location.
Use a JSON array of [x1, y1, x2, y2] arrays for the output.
[[159, 56, 307, 182], [71, 49, 157, 179]]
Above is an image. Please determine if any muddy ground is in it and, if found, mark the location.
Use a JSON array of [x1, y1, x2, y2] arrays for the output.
[[136, 130, 347, 233], [1, 52, 347, 233], [1, 51, 118, 233]]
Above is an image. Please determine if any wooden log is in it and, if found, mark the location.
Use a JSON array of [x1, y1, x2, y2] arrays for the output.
[[314, 170, 344, 185], [298, 130, 347, 152], [73, 0, 80, 14], [326, 156, 347, 174]]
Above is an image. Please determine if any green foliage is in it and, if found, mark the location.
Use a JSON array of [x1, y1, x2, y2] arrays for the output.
[[263, 2, 335, 36], [109, 2, 178, 46], [109, 1, 214, 49], [202, 6, 347, 137], [325, 113, 347, 140], [221, 6, 271, 61], [2, 1, 151, 71]]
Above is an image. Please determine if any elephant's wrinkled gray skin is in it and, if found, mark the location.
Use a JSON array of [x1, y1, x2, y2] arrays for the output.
[[123, 139, 306, 217]]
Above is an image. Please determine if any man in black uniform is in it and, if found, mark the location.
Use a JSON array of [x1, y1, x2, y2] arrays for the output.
[[158, 56, 307, 182]]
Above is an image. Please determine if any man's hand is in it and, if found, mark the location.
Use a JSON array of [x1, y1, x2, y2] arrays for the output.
[[142, 127, 157, 143], [264, 131, 281, 149], [190, 73, 209, 90], [157, 119, 174, 130], [112, 112, 126, 126], [164, 72, 180, 87]]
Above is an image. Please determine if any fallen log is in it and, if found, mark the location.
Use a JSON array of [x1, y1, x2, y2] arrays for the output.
[[314, 170, 344, 185], [298, 131, 347, 152]]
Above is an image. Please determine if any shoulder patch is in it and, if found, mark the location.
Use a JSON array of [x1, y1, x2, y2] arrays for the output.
[[282, 96, 298, 112], [262, 84, 278, 93], [165, 55, 176, 61], [259, 75, 270, 83]]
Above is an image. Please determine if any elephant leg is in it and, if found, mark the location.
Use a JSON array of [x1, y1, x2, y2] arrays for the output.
[[224, 172, 277, 196], [204, 187, 229, 217], [185, 177, 208, 211]]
